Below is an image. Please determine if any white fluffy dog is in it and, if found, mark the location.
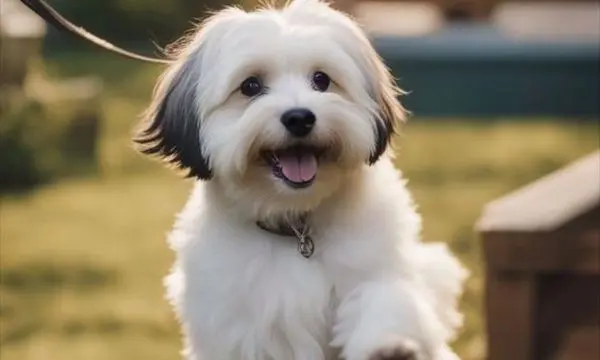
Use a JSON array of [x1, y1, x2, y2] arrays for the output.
[[134, 1, 468, 359]]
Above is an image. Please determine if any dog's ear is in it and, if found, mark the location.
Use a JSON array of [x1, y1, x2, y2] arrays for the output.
[[366, 54, 407, 165], [134, 49, 213, 180]]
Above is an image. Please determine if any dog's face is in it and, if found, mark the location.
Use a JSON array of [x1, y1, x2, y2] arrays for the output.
[[136, 0, 405, 215]]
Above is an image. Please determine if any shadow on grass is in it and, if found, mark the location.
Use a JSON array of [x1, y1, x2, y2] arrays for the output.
[[0, 321, 43, 345], [1, 317, 174, 346], [0, 262, 116, 294], [0, 262, 117, 345], [0, 261, 175, 346], [58, 318, 173, 338], [1, 318, 174, 345]]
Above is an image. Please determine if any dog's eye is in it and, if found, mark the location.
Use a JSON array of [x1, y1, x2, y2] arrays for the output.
[[312, 71, 330, 92], [240, 76, 263, 97]]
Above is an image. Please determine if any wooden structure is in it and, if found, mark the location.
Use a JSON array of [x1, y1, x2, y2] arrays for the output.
[[336, 0, 598, 21], [0, 0, 46, 96], [477, 151, 600, 360], [338, 0, 600, 118]]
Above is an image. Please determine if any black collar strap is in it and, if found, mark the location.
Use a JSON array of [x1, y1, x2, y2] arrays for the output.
[[256, 221, 301, 237], [256, 217, 315, 259]]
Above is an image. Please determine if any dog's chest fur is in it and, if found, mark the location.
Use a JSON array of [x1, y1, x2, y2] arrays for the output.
[[169, 239, 335, 360], [168, 229, 337, 360]]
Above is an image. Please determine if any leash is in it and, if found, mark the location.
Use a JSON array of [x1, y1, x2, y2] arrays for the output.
[[20, 0, 318, 260], [19, 0, 172, 64]]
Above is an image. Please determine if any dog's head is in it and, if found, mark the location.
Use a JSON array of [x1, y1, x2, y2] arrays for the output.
[[135, 0, 405, 215]]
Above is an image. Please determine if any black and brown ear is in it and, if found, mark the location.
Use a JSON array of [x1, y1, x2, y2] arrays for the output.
[[368, 57, 407, 165], [134, 53, 213, 180]]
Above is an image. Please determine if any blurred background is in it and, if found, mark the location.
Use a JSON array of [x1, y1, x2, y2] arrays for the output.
[[0, 0, 598, 359]]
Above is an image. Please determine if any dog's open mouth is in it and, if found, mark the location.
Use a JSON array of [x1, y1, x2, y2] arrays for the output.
[[262, 145, 323, 189]]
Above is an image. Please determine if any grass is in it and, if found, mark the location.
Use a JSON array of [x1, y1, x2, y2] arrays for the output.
[[1, 51, 599, 360]]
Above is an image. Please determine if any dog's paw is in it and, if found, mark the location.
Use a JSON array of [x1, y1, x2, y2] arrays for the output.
[[367, 338, 423, 360]]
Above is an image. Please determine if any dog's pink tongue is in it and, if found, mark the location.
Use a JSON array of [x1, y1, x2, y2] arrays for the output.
[[278, 153, 317, 183]]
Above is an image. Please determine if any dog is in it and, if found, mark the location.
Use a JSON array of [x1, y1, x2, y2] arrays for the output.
[[134, 0, 468, 359]]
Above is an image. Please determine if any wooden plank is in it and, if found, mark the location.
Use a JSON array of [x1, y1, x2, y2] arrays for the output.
[[485, 269, 537, 360], [555, 328, 600, 360], [536, 274, 600, 360], [482, 230, 600, 274], [477, 151, 600, 233]]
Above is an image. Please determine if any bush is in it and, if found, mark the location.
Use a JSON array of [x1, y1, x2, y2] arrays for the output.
[[0, 99, 48, 191], [0, 93, 100, 194], [44, 0, 245, 50]]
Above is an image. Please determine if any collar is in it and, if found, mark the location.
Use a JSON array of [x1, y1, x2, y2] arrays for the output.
[[256, 220, 300, 237], [256, 215, 315, 259]]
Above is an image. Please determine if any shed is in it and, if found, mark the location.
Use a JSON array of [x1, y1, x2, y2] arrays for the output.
[[337, 0, 600, 117], [477, 151, 600, 360], [0, 0, 46, 90]]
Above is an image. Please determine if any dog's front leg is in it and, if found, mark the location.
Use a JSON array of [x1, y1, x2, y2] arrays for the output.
[[331, 279, 452, 360]]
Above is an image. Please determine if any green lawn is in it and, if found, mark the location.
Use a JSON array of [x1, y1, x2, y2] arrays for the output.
[[1, 52, 598, 360]]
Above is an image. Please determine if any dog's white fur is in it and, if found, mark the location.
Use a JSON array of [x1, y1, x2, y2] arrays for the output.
[[135, 1, 468, 359]]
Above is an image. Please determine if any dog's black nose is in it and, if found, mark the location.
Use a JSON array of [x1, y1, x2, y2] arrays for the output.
[[280, 108, 316, 137]]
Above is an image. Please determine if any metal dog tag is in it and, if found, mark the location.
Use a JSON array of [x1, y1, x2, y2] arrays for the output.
[[290, 224, 315, 259], [297, 234, 315, 259]]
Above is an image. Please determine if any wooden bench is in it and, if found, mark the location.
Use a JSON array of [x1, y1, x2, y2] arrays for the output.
[[477, 151, 600, 360]]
